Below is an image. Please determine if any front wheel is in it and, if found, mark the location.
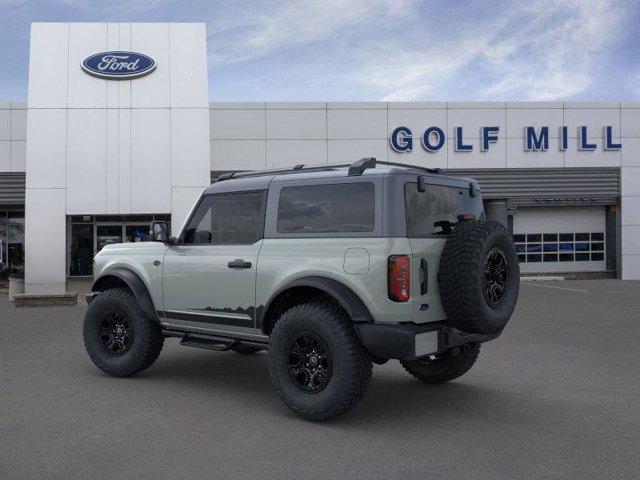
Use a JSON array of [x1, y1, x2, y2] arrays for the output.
[[268, 298, 372, 421], [401, 344, 480, 384], [83, 288, 164, 377]]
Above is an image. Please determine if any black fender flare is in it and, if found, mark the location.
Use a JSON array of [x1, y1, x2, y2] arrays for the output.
[[260, 276, 374, 333], [92, 267, 159, 322]]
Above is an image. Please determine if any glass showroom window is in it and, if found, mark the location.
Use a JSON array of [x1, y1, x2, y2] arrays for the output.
[[0, 211, 25, 277], [513, 233, 605, 264], [68, 214, 170, 276]]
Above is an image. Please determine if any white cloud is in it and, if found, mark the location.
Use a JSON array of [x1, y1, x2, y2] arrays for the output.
[[208, 0, 412, 66], [356, 0, 627, 101]]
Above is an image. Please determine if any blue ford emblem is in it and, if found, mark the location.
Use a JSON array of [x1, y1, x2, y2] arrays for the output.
[[82, 51, 156, 80]]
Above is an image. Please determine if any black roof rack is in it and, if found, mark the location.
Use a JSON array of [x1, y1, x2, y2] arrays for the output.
[[216, 164, 350, 182], [375, 160, 442, 175], [215, 158, 443, 182], [217, 171, 237, 181], [348, 157, 377, 176]]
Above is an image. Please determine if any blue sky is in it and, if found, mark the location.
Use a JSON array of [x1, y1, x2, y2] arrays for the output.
[[1, 0, 639, 101]]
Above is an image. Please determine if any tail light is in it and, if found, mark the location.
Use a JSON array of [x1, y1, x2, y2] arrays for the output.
[[388, 255, 410, 302]]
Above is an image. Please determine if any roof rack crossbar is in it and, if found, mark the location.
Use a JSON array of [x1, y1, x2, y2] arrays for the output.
[[217, 163, 352, 181], [375, 160, 442, 175], [216, 171, 238, 181], [348, 157, 377, 176]]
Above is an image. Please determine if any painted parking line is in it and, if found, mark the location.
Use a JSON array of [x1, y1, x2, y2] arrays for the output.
[[520, 282, 589, 293]]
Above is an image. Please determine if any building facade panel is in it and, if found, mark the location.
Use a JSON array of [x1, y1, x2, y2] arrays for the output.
[[10, 141, 25, 172], [621, 196, 640, 226], [66, 108, 108, 214], [130, 108, 171, 213], [266, 109, 326, 140], [169, 23, 209, 108], [117, 109, 132, 213], [621, 107, 640, 138], [10, 109, 26, 141], [27, 23, 68, 108], [210, 109, 265, 140], [327, 109, 387, 139], [328, 139, 389, 165], [266, 139, 327, 168], [0, 109, 10, 140], [621, 138, 640, 166], [130, 23, 171, 109], [67, 23, 108, 109], [25, 109, 67, 189], [170, 108, 211, 187], [24, 188, 66, 293], [0, 142, 9, 171], [211, 139, 266, 170]]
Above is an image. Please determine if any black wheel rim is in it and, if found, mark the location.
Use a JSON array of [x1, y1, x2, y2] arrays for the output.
[[99, 310, 134, 356], [287, 332, 332, 394], [483, 247, 509, 307]]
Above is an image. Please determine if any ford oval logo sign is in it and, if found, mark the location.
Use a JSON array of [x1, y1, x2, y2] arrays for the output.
[[82, 51, 156, 80]]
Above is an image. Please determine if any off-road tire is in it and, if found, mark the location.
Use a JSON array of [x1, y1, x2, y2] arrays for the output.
[[401, 344, 480, 384], [232, 344, 264, 355], [438, 220, 519, 334], [83, 288, 164, 377], [268, 297, 372, 421]]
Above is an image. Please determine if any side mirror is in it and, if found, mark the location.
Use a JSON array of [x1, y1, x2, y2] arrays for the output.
[[150, 221, 170, 243]]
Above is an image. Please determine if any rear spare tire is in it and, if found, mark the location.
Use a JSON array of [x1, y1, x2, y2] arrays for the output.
[[438, 220, 519, 334]]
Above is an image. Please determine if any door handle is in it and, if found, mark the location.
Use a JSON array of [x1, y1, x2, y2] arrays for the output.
[[420, 258, 428, 295], [228, 259, 252, 269]]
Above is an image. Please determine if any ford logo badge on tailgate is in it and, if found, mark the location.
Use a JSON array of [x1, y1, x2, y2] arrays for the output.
[[82, 51, 156, 80]]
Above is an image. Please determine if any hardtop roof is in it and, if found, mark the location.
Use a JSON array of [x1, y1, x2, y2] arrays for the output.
[[204, 159, 476, 194]]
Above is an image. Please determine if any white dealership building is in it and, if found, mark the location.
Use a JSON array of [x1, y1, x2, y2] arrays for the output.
[[1, 22, 640, 295]]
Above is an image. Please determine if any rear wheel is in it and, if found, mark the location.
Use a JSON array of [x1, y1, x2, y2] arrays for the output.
[[401, 344, 480, 384], [268, 297, 372, 421], [83, 288, 164, 377]]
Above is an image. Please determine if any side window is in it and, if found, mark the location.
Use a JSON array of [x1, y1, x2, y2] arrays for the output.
[[277, 182, 375, 234], [182, 191, 265, 245]]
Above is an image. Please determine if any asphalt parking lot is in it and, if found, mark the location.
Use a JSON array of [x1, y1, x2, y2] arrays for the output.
[[1, 280, 639, 480]]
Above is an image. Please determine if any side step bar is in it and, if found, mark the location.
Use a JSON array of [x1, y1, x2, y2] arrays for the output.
[[164, 329, 268, 352], [180, 332, 239, 352]]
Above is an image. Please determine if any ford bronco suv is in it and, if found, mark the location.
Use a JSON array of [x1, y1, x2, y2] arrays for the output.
[[83, 158, 519, 421]]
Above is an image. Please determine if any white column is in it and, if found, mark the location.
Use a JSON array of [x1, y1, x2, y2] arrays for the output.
[[621, 104, 640, 279]]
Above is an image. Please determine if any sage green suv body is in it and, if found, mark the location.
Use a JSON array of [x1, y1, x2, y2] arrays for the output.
[[84, 158, 518, 421]]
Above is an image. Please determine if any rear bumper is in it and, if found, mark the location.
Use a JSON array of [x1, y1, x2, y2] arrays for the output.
[[354, 322, 501, 361]]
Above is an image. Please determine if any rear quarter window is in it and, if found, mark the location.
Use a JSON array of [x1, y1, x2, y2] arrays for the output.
[[277, 182, 375, 234], [405, 182, 480, 236]]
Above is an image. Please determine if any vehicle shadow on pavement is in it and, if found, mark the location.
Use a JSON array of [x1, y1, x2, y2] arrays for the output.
[[89, 346, 529, 427]]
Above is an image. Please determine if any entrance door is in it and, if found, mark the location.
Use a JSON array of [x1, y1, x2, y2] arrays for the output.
[[161, 190, 267, 336], [70, 224, 95, 276], [96, 225, 123, 252]]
